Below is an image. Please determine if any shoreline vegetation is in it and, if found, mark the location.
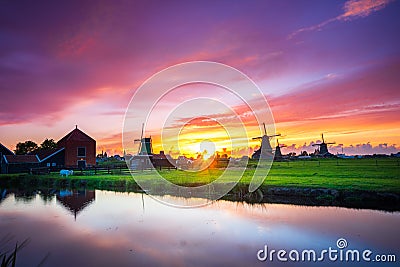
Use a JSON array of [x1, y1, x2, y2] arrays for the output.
[[1, 158, 399, 211]]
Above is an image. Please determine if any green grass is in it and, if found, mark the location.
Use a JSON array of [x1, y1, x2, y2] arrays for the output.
[[139, 158, 400, 193], [1, 158, 399, 193]]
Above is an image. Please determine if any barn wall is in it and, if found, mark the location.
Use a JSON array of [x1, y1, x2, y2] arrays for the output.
[[40, 150, 65, 168], [64, 140, 96, 167]]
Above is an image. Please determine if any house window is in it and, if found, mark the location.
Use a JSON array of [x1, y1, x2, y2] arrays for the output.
[[47, 163, 50, 167], [52, 163, 56, 167], [77, 147, 86, 157]]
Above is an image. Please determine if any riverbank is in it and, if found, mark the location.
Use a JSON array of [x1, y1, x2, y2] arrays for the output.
[[1, 158, 399, 211]]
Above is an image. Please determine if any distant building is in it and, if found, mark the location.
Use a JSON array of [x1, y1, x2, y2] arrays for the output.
[[175, 156, 193, 170], [152, 151, 176, 169], [113, 155, 124, 161], [336, 153, 355, 159]]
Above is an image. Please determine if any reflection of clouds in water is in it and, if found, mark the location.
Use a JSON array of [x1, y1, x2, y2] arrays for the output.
[[0, 191, 399, 266]]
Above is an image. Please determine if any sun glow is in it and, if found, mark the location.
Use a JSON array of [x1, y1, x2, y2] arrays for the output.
[[160, 117, 233, 159], [199, 140, 216, 159]]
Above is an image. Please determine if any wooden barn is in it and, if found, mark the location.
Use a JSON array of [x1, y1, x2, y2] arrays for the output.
[[38, 126, 96, 169], [1, 126, 96, 173], [56, 126, 96, 168], [37, 148, 65, 168], [1, 155, 40, 174]]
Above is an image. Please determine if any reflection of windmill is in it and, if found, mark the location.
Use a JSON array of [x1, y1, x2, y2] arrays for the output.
[[312, 133, 335, 156], [274, 139, 287, 160], [134, 123, 153, 155], [251, 123, 280, 159]]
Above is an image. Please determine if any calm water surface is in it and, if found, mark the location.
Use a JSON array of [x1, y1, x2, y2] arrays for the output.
[[0, 189, 398, 267]]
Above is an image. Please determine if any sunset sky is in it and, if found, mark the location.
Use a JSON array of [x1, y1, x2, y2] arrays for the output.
[[0, 0, 399, 156]]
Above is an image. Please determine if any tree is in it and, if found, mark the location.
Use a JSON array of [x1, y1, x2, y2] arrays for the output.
[[14, 141, 39, 155], [40, 138, 57, 150]]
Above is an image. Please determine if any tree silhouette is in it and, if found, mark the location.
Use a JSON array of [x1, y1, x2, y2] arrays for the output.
[[14, 141, 38, 155], [40, 138, 57, 150]]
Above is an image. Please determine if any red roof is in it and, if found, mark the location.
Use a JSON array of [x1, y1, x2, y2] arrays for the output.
[[57, 126, 95, 145], [4, 155, 39, 163]]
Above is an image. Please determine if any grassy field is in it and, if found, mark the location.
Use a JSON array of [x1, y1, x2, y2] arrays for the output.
[[157, 158, 400, 192], [1, 158, 399, 193]]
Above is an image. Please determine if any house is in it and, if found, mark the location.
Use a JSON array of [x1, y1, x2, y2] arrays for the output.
[[0, 143, 14, 174], [56, 126, 96, 168], [1, 155, 40, 174], [152, 151, 176, 170], [1, 126, 96, 173]]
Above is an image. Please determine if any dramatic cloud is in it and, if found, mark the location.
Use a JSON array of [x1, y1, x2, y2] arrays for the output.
[[342, 0, 393, 18], [270, 59, 400, 124], [0, 1, 399, 155], [289, 0, 394, 39]]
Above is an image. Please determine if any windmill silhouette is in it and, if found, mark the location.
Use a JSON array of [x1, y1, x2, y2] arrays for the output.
[[134, 123, 153, 155], [312, 133, 335, 156], [251, 123, 280, 159], [130, 123, 153, 170], [274, 139, 287, 160]]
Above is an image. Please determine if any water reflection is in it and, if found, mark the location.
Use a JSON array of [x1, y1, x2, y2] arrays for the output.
[[0, 190, 399, 267], [56, 190, 95, 220]]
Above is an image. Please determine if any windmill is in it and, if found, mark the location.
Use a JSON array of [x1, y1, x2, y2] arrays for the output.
[[312, 133, 335, 156], [130, 123, 153, 170], [134, 123, 153, 155], [274, 139, 287, 160], [251, 123, 281, 159]]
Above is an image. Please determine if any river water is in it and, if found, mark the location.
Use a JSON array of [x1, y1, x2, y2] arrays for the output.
[[0, 189, 398, 266]]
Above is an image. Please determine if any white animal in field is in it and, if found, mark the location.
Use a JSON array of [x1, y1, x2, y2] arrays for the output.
[[60, 169, 73, 177]]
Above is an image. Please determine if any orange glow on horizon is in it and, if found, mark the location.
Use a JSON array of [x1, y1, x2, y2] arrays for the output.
[[96, 114, 399, 157]]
